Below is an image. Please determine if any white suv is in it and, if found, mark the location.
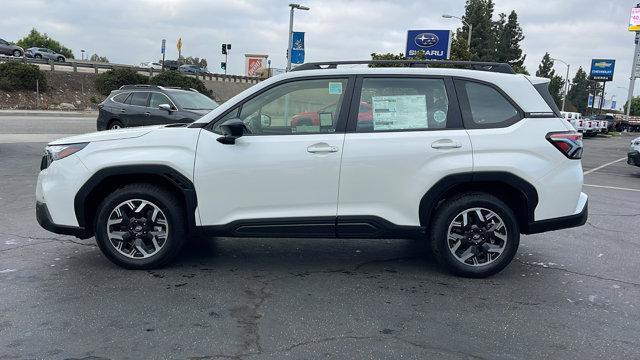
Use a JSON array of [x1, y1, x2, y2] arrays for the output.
[[36, 61, 588, 277]]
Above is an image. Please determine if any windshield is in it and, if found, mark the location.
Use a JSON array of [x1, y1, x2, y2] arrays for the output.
[[170, 91, 219, 110]]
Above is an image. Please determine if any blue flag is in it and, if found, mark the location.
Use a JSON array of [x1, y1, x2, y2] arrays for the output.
[[291, 31, 305, 64]]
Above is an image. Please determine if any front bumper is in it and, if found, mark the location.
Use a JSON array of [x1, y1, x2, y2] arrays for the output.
[[628, 151, 640, 167], [36, 201, 90, 239], [524, 198, 588, 234]]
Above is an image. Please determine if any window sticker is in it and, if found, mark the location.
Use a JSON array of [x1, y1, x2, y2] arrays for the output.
[[328, 82, 343, 95], [371, 95, 428, 130], [433, 110, 446, 124]]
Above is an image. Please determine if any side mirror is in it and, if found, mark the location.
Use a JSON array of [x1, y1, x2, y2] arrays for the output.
[[158, 103, 172, 112], [217, 118, 246, 145]]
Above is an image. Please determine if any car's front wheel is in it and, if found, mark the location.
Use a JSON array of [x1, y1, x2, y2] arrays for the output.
[[94, 184, 187, 269], [12, 50, 21, 57], [430, 192, 519, 278]]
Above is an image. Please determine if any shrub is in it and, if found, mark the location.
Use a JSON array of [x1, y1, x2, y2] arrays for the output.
[[95, 68, 148, 96], [0, 61, 47, 91], [150, 70, 212, 97]]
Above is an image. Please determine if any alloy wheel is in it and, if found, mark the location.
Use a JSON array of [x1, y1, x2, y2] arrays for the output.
[[446, 207, 508, 267], [106, 199, 169, 259]]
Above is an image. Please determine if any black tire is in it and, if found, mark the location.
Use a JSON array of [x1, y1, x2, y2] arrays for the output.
[[94, 183, 187, 269], [12, 50, 21, 57], [57, 56, 65, 62], [108, 120, 124, 130], [34, 54, 42, 59], [430, 192, 519, 278]]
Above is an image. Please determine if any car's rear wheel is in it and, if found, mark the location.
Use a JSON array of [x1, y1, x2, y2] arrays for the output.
[[12, 50, 21, 57], [108, 120, 124, 130], [94, 183, 186, 269], [34, 54, 42, 59], [57, 56, 65, 62], [430, 192, 519, 278]]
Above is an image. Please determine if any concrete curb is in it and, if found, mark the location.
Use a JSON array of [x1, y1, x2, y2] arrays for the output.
[[0, 110, 97, 117]]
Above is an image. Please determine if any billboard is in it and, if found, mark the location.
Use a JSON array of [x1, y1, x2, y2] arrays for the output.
[[630, 7, 640, 31], [405, 30, 451, 60], [589, 59, 615, 81], [244, 54, 268, 77]]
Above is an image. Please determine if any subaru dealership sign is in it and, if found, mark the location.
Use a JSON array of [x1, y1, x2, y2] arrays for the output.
[[589, 59, 616, 81], [405, 30, 451, 60]]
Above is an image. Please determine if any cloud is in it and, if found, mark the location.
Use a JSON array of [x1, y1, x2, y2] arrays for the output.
[[0, 0, 636, 106]]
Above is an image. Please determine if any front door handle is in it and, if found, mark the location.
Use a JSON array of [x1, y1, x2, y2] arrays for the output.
[[307, 142, 339, 154], [121, 109, 126, 113], [144, 112, 151, 116], [431, 139, 462, 149]]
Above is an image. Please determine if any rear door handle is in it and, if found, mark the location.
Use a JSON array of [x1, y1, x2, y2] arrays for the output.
[[120, 109, 126, 113], [431, 139, 462, 149], [144, 112, 150, 116], [307, 142, 339, 154]]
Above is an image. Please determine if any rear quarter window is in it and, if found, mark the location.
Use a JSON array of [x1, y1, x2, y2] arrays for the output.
[[457, 80, 521, 128], [112, 92, 130, 104]]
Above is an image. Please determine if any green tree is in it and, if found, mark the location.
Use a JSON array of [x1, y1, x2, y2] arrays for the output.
[[369, 51, 426, 67], [536, 52, 564, 107], [460, 0, 496, 61], [95, 68, 148, 96], [16, 29, 74, 59], [567, 67, 590, 114], [89, 53, 109, 63], [449, 31, 472, 61], [624, 96, 640, 116], [149, 71, 212, 97], [495, 11, 526, 73]]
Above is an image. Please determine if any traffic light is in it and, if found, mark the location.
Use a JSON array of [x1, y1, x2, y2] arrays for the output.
[[221, 62, 226, 70], [222, 44, 227, 55]]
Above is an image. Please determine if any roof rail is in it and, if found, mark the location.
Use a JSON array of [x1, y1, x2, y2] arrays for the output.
[[118, 84, 197, 92], [291, 60, 516, 74]]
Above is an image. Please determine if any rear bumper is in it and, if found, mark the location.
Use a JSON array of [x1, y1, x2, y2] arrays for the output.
[[36, 201, 90, 239], [628, 151, 640, 167], [524, 198, 588, 234]]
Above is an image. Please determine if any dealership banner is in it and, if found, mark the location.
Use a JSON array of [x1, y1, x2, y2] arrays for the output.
[[405, 30, 451, 60], [291, 31, 305, 64]]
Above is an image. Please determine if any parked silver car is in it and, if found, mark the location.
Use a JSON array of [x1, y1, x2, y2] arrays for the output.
[[0, 38, 23, 57], [25, 47, 66, 62]]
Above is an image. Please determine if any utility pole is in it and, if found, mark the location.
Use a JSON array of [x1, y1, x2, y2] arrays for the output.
[[286, 3, 309, 72], [221, 43, 231, 75], [551, 58, 570, 111], [626, 32, 640, 122]]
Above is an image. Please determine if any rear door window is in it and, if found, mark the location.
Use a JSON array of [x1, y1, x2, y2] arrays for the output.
[[112, 92, 130, 104], [129, 92, 150, 107], [355, 78, 450, 132]]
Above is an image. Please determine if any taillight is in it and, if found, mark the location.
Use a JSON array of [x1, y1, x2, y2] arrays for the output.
[[546, 131, 583, 159]]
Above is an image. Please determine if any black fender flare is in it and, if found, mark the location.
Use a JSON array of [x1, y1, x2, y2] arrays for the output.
[[74, 165, 198, 232]]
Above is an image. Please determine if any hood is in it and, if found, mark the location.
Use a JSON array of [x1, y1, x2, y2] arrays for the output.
[[183, 109, 212, 117], [48, 126, 161, 145]]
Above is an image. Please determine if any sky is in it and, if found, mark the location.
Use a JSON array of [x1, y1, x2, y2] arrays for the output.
[[1, 0, 638, 108]]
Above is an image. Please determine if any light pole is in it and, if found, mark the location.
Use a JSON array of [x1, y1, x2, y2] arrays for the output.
[[287, 3, 309, 72], [551, 57, 570, 111], [442, 14, 472, 49], [81, 49, 85, 61]]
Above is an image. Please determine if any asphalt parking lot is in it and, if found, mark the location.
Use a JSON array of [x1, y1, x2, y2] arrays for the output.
[[1, 115, 639, 360]]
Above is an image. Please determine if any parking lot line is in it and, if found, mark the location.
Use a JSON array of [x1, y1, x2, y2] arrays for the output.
[[583, 184, 640, 192], [583, 157, 627, 175]]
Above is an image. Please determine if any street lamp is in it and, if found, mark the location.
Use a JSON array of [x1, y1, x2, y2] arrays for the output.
[[551, 57, 570, 111], [286, 3, 309, 72], [442, 14, 472, 49]]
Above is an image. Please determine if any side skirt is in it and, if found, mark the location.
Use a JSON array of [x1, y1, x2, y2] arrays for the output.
[[199, 216, 426, 240]]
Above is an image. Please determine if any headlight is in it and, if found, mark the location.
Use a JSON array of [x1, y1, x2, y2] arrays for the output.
[[45, 143, 89, 161], [41, 143, 88, 170]]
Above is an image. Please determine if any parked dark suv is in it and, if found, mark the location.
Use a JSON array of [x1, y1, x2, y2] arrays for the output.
[[97, 85, 219, 131]]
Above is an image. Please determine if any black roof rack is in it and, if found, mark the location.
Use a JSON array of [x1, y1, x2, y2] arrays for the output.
[[291, 60, 515, 74], [118, 84, 198, 92]]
